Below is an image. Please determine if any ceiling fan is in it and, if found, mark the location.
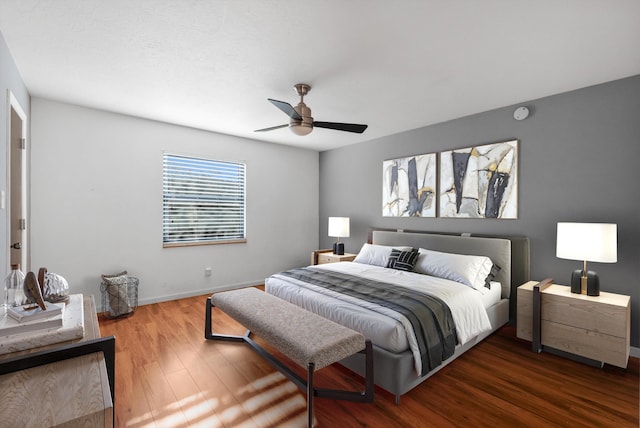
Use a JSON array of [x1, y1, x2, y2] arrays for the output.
[[255, 83, 368, 136]]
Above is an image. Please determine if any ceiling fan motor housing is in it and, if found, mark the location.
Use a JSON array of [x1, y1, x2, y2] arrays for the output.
[[290, 102, 313, 136]]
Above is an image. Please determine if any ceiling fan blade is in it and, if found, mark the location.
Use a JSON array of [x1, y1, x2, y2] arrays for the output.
[[254, 124, 289, 132], [268, 99, 302, 121], [313, 121, 368, 134]]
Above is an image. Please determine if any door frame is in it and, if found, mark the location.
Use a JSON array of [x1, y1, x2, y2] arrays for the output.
[[6, 90, 28, 273]]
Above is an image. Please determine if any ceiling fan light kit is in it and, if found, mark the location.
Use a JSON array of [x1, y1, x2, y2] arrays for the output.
[[255, 83, 368, 136], [290, 123, 313, 136]]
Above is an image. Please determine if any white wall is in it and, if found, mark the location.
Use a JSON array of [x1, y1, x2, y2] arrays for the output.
[[0, 30, 30, 282], [30, 98, 318, 305]]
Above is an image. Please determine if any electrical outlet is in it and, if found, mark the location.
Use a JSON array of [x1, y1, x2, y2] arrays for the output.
[[204, 267, 212, 277]]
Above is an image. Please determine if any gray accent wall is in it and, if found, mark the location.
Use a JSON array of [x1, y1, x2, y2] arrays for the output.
[[0, 30, 30, 282], [319, 75, 640, 347]]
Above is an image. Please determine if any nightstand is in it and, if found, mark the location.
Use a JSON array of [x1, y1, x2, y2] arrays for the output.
[[311, 249, 356, 265], [517, 280, 630, 368]]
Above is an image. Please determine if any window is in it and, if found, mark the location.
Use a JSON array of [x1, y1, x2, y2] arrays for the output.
[[163, 153, 246, 247]]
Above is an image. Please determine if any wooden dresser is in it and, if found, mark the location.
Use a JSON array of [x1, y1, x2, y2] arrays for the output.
[[0, 295, 114, 427], [517, 280, 630, 368]]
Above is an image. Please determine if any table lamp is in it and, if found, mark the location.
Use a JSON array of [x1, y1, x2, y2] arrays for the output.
[[328, 217, 350, 255], [556, 222, 617, 296]]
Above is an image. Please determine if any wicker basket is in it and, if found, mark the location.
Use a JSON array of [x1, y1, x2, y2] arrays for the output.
[[100, 276, 139, 319]]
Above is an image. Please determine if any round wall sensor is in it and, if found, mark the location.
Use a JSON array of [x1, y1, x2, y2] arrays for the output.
[[513, 106, 530, 121]]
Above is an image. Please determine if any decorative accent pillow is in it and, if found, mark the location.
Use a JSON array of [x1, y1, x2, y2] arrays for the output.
[[484, 264, 502, 288], [353, 243, 412, 267], [414, 248, 494, 290], [386, 248, 420, 272], [101, 270, 133, 317]]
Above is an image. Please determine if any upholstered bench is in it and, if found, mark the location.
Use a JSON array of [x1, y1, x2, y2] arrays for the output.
[[205, 287, 373, 427]]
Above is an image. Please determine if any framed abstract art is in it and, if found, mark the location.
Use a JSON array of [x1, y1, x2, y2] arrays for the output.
[[439, 140, 518, 219], [383, 153, 436, 217]]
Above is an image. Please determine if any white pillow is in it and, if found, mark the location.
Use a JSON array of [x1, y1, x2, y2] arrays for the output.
[[414, 248, 493, 290], [353, 243, 412, 267]]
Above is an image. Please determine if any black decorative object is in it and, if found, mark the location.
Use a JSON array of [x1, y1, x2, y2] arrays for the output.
[[570, 269, 599, 296], [570, 269, 582, 294], [587, 271, 600, 296]]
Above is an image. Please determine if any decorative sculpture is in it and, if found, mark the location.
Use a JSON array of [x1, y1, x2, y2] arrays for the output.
[[23, 271, 47, 311]]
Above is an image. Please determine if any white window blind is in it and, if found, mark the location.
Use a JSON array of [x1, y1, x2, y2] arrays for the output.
[[163, 153, 246, 246]]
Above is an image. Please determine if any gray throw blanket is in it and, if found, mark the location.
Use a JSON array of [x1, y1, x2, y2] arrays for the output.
[[278, 267, 457, 375]]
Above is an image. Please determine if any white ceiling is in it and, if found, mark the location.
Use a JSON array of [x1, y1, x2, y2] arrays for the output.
[[0, 1, 639, 151]]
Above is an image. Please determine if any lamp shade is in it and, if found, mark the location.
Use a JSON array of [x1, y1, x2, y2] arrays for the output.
[[328, 217, 350, 238], [556, 222, 617, 263]]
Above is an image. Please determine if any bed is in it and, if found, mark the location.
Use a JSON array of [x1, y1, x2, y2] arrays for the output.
[[265, 230, 530, 403]]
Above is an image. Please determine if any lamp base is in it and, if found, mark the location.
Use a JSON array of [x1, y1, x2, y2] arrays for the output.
[[570, 269, 600, 296], [333, 242, 344, 255]]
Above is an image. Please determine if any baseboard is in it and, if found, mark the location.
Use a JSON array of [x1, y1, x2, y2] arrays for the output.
[[630, 346, 640, 359], [136, 280, 263, 306]]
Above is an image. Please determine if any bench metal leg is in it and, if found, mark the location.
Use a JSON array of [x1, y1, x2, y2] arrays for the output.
[[205, 296, 244, 342], [308, 362, 315, 428], [205, 296, 213, 339], [313, 340, 374, 403]]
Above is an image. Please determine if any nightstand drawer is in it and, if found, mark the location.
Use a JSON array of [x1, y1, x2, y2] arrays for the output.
[[541, 293, 628, 338], [541, 321, 629, 368]]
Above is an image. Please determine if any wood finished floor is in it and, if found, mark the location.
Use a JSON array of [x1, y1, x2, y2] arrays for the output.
[[98, 291, 639, 427]]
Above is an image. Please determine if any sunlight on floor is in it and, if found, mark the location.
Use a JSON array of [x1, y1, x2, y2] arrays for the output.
[[124, 371, 309, 427], [242, 371, 289, 392], [219, 372, 307, 427], [243, 383, 298, 412], [126, 411, 155, 427], [249, 394, 308, 427]]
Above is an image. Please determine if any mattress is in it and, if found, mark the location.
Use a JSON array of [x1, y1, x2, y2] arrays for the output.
[[266, 261, 494, 374]]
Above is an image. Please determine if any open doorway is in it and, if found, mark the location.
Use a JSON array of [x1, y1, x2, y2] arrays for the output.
[[6, 91, 28, 272]]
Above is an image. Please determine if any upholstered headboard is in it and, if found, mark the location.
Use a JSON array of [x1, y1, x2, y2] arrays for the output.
[[371, 230, 530, 319]]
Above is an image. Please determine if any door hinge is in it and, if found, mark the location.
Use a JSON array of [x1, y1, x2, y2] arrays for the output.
[[20, 138, 26, 149], [19, 218, 26, 230]]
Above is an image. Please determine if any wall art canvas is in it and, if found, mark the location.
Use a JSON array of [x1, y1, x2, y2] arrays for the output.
[[439, 140, 518, 219], [383, 153, 436, 217]]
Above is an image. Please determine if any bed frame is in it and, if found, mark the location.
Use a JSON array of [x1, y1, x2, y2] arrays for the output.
[[336, 230, 530, 403]]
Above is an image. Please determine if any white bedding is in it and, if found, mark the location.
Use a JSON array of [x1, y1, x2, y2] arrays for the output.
[[265, 262, 493, 374], [478, 281, 503, 309]]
